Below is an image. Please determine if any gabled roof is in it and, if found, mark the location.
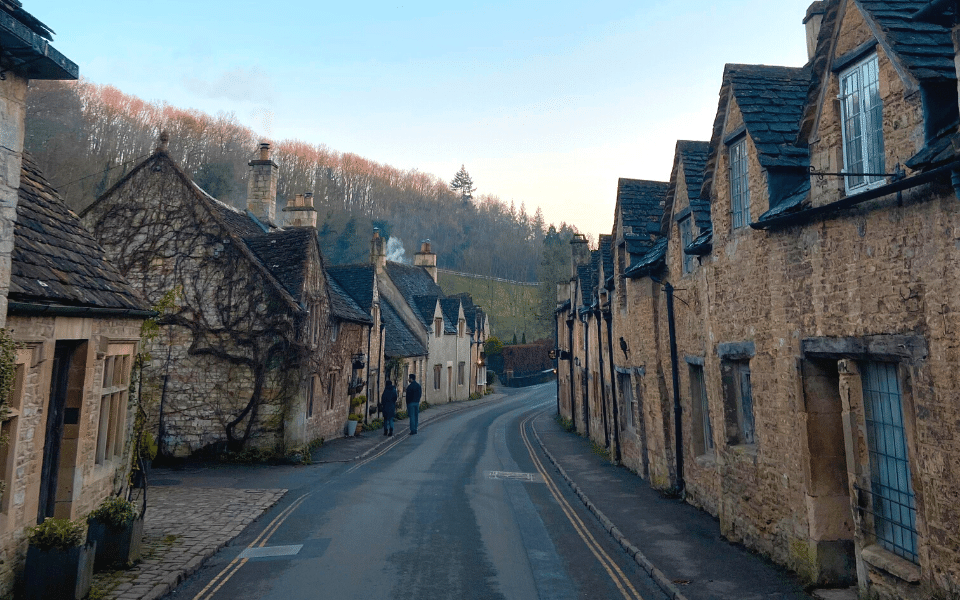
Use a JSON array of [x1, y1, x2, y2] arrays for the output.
[[385, 261, 442, 300], [439, 298, 461, 333], [413, 294, 440, 329], [626, 238, 669, 279], [327, 277, 372, 324], [327, 264, 375, 312], [449, 292, 480, 334], [381, 298, 427, 358], [859, 0, 956, 82], [599, 234, 613, 284], [615, 178, 669, 256], [9, 153, 150, 314], [576, 262, 598, 308], [661, 141, 711, 234], [243, 229, 315, 302]]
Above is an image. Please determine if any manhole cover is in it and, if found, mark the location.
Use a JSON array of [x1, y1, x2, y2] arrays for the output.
[[486, 471, 544, 483]]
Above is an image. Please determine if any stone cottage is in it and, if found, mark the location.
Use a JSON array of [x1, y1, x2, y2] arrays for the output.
[[81, 141, 373, 457], [558, 1, 960, 598]]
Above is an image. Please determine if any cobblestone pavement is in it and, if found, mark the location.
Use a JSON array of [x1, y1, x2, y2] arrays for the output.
[[92, 487, 286, 600]]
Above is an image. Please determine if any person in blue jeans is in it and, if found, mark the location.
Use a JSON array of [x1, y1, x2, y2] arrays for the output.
[[405, 373, 422, 434], [381, 379, 397, 436]]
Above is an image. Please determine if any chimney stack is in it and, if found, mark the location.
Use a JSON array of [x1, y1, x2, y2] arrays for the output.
[[370, 228, 387, 271], [281, 191, 317, 228], [570, 233, 590, 279], [247, 142, 278, 224], [804, 2, 826, 61], [414, 239, 438, 283]]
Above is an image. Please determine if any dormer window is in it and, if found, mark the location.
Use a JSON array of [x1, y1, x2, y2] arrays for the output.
[[839, 54, 884, 193], [729, 138, 750, 229], [435, 317, 443, 338]]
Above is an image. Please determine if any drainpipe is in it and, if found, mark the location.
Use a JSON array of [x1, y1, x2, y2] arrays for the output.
[[604, 308, 622, 463], [364, 322, 372, 424], [594, 306, 610, 449], [376, 323, 385, 418], [582, 312, 591, 435], [566, 317, 576, 432], [664, 281, 684, 493], [555, 313, 561, 416]]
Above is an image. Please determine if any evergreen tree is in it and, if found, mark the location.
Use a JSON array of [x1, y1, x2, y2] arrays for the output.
[[450, 165, 476, 203], [512, 333, 518, 345]]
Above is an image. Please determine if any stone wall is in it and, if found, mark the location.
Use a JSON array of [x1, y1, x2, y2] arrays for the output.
[[0, 73, 27, 330]]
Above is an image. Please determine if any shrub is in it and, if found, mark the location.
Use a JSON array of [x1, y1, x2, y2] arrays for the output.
[[555, 415, 575, 433], [28, 518, 85, 551], [368, 418, 384, 430], [420, 400, 431, 412], [396, 410, 408, 420], [347, 414, 362, 422], [468, 392, 482, 401], [350, 396, 365, 408], [88, 496, 138, 530]]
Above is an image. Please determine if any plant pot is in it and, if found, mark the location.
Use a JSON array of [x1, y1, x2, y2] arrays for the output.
[[87, 515, 144, 570], [22, 541, 95, 600], [346, 420, 357, 436]]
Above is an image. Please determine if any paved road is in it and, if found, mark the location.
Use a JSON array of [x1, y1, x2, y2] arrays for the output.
[[165, 384, 668, 600]]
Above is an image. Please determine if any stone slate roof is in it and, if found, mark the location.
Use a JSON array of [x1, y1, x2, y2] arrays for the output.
[[449, 292, 480, 334], [327, 277, 372, 324], [859, 0, 956, 82], [616, 178, 669, 256], [413, 294, 439, 329], [577, 263, 597, 308], [243, 229, 313, 301], [725, 64, 812, 169], [662, 141, 712, 235], [327, 264, 375, 312], [439, 298, 461, 334], [599, 235, 613, 285], [385, 261, 442, 301], [10, 153, 150, 313], [626, 238, 669, 279], [686, 230, 713, 257], [381, 298, 426, 358]]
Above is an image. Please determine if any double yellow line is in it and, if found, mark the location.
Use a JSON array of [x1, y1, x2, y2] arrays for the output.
[[191, 491, 312, 600], [519, 411, 646, 600]]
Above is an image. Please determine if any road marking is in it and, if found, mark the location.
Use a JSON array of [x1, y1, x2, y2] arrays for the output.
[[520, 411, 646, 600], [238, 544, 303, 559], [192, 491, 311, 600], [486, 470, 544, 482]]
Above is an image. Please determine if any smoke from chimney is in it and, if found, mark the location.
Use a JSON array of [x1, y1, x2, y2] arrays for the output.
[[386, 237, 407, 263]]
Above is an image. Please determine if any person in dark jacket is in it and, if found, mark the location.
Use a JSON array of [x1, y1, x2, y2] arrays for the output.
[[381, 379, 398, 436], [405, 373, 422, 434]]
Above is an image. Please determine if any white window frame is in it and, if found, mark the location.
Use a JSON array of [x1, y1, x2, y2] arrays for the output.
[[839, 54, 885, 194], [729, 138, 750, 229]]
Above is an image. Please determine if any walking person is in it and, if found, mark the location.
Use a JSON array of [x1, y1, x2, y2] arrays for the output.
[[381, 379, 397, 436], [405, 373, 422, 434]]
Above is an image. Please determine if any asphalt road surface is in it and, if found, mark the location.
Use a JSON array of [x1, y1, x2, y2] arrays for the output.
[[166, 384, 668, 600]]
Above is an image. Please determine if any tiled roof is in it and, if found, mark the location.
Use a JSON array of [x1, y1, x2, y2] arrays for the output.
[[327, 277, 372, 324], [196, 186, 267, 238], [662, 141, 712, 235], [439, 298, 461, 334], [599, 235, 613, 283], [9, 153, 149, 313], [616, 178, 669, 255], [859, 0, 956, 82], [381, 298, 427, 358], [577, 264, 597, 307], [385, 261, 442, 301], [413, 294, 439, 329], [449, 292, 479, 334], [726, 64, 812, 169], [625, 238, 668, 279], [327, 264, 375, 312], [686, 230, 713, 257], [243, 229, 315, 301]]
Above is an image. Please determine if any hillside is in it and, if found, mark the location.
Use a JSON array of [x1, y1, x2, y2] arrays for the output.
[[436, 270, 548, 342]]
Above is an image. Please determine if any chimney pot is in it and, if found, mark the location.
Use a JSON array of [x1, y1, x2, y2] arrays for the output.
[[259, 142, 271, 161], [304, 192, 313, 207]]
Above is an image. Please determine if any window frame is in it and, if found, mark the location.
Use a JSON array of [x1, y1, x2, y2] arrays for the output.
[[689, 364, 714, 456], [839, 53, 885, 194], [721, 359, 755, 446], [96, 348, 133, 465], [728, 137, 750, 230], [433, 364, 441, 390]]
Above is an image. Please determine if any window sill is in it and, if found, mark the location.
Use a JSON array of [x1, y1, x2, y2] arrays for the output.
[[694, 452, 716, 468], [861, 544, 920, 583], [727, 443, 758, 458]]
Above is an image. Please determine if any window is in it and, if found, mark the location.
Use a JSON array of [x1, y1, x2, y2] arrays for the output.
[[722, 360, 755, 445], [861, 362, 918, 563], [729, 138, 750, 229], [97, 347, 133, 464], [307, 375, 316, 418], [840, 54, 884, 193], [458, 362, 465, 386], [689, 364, 713, 455], [433, 364, 441, 390], [435, 318, 443, 338], [330, 321, 340, 342], [326, 372, 337, 410], [618, 373, 635, 431], [458, 319, 465, 337], [678, 216, 695, 274]]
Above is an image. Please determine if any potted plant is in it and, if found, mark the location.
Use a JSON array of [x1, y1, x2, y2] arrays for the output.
[[86, 495, 144, 570], [346, 413, 361, 436], [23, 517, 94, 600]]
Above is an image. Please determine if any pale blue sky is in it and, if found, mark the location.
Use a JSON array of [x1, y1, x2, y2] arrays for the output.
[[35, 1, 813, 237]]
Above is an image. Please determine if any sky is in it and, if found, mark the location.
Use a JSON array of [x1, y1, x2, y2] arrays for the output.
[[33, 1, 814, 239]]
